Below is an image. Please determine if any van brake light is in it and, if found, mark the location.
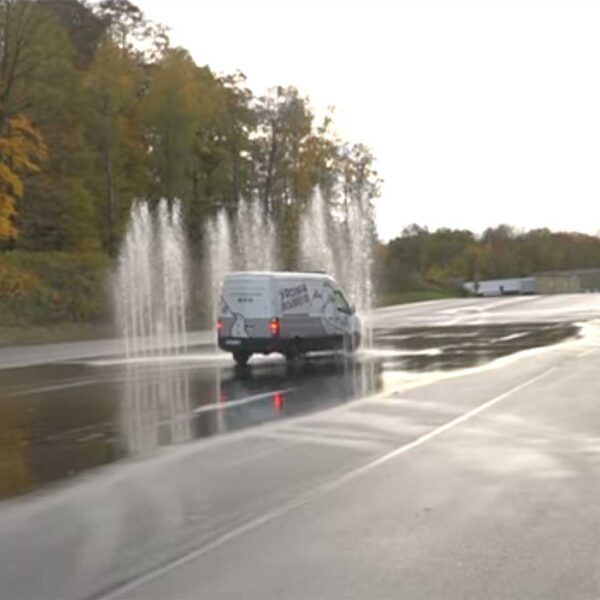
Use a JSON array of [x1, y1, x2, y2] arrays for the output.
[[217, 319, 224, 333], [269, 318, 280, 337]]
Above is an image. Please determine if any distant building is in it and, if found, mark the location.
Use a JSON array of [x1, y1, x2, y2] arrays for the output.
[[463, 277, 537, 297], [464, 268, 600, 296], [534, 268, 600, 294]]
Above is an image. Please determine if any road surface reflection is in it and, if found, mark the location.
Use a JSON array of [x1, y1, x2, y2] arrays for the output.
[[0, 322, 577, 500]]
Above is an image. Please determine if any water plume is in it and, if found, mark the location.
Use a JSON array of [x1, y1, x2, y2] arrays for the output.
[[115, 199, 189, 358]]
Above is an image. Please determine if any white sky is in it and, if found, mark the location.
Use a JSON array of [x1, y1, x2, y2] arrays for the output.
[[134, 0, 600, 240]]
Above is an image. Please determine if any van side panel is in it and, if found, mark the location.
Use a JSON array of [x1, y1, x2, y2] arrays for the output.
[[276, 276, 348, 341], [276, 277, 316, 339]]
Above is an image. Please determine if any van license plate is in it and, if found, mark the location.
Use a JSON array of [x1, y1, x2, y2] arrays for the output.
[[226, 339, 241, 346]]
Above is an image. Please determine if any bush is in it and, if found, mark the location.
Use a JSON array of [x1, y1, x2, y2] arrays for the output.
[[0, 251, 110, 325]]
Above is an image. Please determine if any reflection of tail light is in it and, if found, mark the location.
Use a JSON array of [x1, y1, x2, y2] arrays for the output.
[[273, 392, 284, 412], [269, 317, 280, 337], [217, 319, 224, 334]]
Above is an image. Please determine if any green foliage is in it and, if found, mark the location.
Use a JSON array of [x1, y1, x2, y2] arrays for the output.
[[381, 225, 600, 299], [0, 0, 105, 251], [0, 115, 48, 239], [0, 0, 381, 260], [0, 0, 383, 328], [83, 40, 148, 254], [378, 289, 461, 307], [0, 251, 110, 324], [142, 48, 204, 202]]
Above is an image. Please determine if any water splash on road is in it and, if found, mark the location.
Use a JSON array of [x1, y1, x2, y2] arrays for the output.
[[115, 199, 189, 358]]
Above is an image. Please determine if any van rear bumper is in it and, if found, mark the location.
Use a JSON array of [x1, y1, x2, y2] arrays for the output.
[[218, 337, 289, 354], [218, 335, 346, 354]]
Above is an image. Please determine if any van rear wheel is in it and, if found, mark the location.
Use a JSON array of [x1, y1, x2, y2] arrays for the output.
[[285, 340, 302, 365], [233, 351, 251, 366]]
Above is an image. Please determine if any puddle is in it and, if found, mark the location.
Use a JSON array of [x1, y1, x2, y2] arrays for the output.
[[0, 322, 578, 500]]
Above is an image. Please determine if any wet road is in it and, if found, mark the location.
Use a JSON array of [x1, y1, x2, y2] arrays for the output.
[[2, 294, 600, 599], [0, 321, 576, 500]]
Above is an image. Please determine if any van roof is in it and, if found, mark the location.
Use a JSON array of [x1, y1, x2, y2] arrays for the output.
[[225, 271, 334, 280]]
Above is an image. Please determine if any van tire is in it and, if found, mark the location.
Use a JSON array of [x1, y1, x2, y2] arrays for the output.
[[285, 340, 302, 364], [344, 333, 361, 353], [233, 351, 251, 366]]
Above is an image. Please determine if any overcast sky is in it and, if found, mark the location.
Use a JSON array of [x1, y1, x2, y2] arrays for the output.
[[135, 0, 600, 240]]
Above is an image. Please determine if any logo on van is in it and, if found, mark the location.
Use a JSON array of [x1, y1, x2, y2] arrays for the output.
[[280, 283, 310, 312]]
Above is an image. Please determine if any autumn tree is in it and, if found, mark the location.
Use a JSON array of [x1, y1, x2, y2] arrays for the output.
[[188, 71, 256, 220], [0, 114, 46, 239], [142, 48, 202, 204], [84, 39, 148, 255], [10, 2, 102, 251], [337, 143, 380, 214], [44, 0, 107, 67], [253, 86, 315, 219], [95, 0, 168, 63], [0, 1, 51, 242]]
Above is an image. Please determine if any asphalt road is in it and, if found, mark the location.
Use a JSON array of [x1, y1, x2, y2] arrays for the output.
[[3, 293, 598, 369], [2, 294, 600, 599]]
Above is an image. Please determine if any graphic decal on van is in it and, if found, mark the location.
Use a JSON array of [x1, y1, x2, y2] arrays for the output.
[[279, 283, 310, 312], [311, 282, 349, 335], [220, 296, 249, 338]]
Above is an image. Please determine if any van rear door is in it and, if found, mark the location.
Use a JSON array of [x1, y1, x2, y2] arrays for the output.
[[220, 275, 274, 338]]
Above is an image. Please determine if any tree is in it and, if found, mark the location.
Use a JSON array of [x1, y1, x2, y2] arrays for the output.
[[142, 48, 202, 203], [84, 39, 147, 255], [423, 228, 475, 282], [43, 0, 107, 67], [0, 1, 62, 242], [337, 142, 380, 215], [94, 0, 168, 63], [478, 225, 519, 278], [185, 69, 252, 233], [221, 73, 257, 204], [0, 114, 46, 239], [253, 86, 314, 219], [253, 87, 356, 267], [7, 2, 102, 251]]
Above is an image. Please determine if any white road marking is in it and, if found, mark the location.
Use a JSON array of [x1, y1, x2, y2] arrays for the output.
[[99, 366, 557, 600], [496, 332, 529, 343], [191, 388, 295, 414]]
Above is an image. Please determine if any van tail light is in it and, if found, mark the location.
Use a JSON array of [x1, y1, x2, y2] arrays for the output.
[[273, 392, 284, 413], [217, 319, 224, 334], [269, 317, 280, 337]]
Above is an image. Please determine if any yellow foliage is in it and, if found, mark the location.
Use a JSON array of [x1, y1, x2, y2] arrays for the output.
[[0, 114, 48, 239]]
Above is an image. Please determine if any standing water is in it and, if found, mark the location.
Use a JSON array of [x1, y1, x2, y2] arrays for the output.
[[115, 199, 189, 357]]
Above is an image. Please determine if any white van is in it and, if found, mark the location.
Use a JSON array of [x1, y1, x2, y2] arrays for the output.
[[217, 271, 361, 365]]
